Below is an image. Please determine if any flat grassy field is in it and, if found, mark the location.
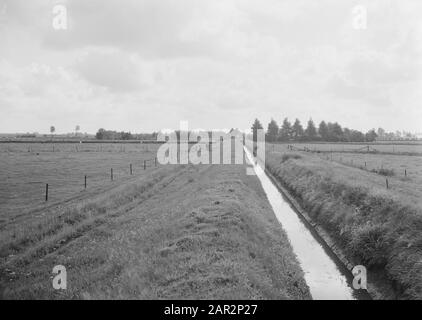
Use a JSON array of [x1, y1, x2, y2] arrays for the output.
[[0, 143, 161, 223], [322, 152, 422, 186], [269, 141, 422, 155], [0, 145, 310, 299], [265, 148, 422, 299]]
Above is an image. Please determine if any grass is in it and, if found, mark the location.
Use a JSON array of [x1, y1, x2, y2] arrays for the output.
[[0, 158, 310, 299], [371, 168, 395, 177], [281, 154, 302, 163], [0, 143, 161, 222], [265, 150, 422, 299], [325, 152, 422, 185], [270, 141, 422, 155]]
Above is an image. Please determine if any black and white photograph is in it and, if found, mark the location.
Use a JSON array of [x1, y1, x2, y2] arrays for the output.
[[0, 0, 421, 306]]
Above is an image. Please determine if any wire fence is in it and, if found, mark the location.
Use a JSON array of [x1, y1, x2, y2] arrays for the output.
[[0, 156, 159, 208], [266, 143, 418, 191], [267, 142, 422, 156], [0, 143, 158, 153]]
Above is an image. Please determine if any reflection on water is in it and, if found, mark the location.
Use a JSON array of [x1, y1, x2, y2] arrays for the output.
[[244, 148, 368, 300]]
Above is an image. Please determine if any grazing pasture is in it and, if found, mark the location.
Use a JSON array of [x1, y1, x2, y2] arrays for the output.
[[265, 146, 422, 299], [0, 143, 161, 223], [268, 142, 422, 188], [323, 152, 422, 185], [0, 145, 310, 299], [269, 141, 422, 155]]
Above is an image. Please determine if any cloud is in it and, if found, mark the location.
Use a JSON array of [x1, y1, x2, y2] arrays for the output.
[[42, 0, 210, 58], [73, 50, 142, 92], [0, 0, 421, 133], [326, 75, 392, 107]]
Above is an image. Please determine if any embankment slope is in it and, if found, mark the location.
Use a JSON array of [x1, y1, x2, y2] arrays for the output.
[[266, 151, 422, 300], [1, 163, 310, 299]]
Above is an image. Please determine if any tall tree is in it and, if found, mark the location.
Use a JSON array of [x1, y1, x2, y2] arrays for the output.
[[279, 118, 292, 141], [342, 128, 352, 142], [318, 121, 328, 140], [266, 119, 279, 142], [251, 118, 263, 143], [350, 130, 365, 142], [327, 122, 343, 141], [50, 126, 55, 138], [377, 128, 385, 139], [365, 129, 378, 142], [304, 118, 317, 140], [96, 128, 105, 140], [292, 118, 304, 140]]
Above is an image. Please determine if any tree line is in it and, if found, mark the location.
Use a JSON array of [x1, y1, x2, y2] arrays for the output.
[[251, 118, 379, 142], [95, 128, 158, 140]]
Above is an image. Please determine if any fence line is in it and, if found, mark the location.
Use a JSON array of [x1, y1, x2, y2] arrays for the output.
[[0, 156, 159, 203], [266, 142, 422, 156], [267, 143, 414, 190], [40, 157, 159, 201]]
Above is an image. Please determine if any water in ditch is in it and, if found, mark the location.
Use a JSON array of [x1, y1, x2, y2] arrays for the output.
[[244, 148, 370, 300]]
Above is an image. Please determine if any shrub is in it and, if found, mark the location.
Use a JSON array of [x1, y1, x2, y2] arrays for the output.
[[349, 224, 390, 268], [281, 154, 302, 163], [371, 168, 394, 176]]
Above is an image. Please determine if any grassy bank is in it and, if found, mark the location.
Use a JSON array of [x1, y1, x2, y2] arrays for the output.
[[1, 163, 310, 299], [266, 151, 422, 299]]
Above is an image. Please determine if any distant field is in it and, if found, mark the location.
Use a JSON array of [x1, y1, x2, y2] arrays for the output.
[[0, 148, 310, 299], [0, 142, 157, 153], [269, 142, 422, 155], [0, 143, 162, 223], [267, 141, 422, 192], [267, 143, 422, 187], [324, 152, 422, 186], [265, 148, 422, 299]]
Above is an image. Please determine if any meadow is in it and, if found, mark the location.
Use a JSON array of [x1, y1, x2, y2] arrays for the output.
[[265, 143, 422, 299], [268, 142, 422, 188], [270, 141, 422, 155], [0, 142, 310, 299], [323, 152, 422, 186], [0, 143, 161, 224]]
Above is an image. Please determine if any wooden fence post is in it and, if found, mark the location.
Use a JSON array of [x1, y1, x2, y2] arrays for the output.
[[45, 183, 49, 201], [111, 168, 113, 181], [84, 175, 87, 189], [144, 160, 146, 170], [405, 169, 407, 177], [130, 164, 133, 175], [386, 178, 389, 189]]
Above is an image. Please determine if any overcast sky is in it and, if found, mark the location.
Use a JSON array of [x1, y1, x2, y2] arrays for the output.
[[0, 0, 421, 134]]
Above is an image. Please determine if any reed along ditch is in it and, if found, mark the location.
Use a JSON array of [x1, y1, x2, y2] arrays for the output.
[[244, 148, 371, 300]]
